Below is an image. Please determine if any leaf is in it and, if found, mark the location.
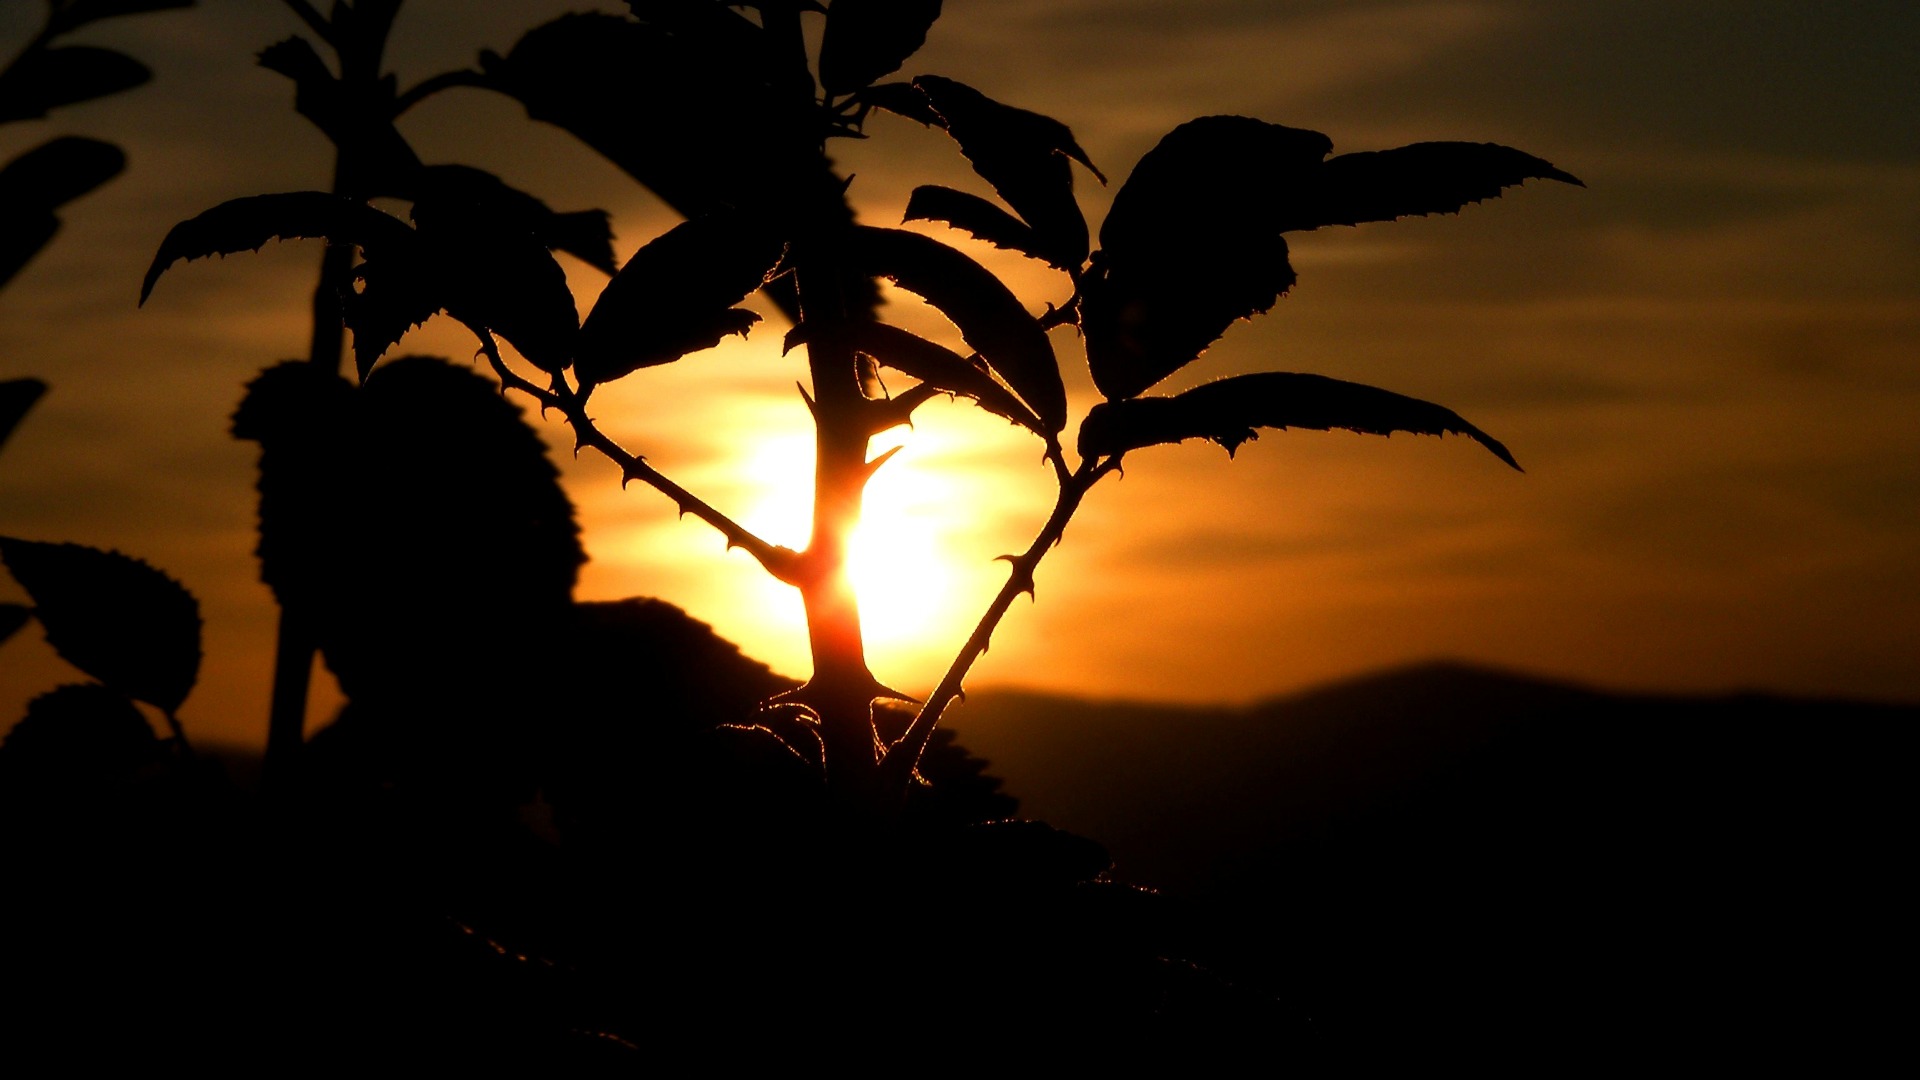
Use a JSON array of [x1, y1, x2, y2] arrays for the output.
[[786, 321, 1047, 439], [576, 212, 787, 386], [912, 75, 1098, 270], [1, 378, 48, 454], [142, 192, 415, 304], [1076, 372, 1520, 471], [0, 538, 203, 713], [0, 684, 162, 777], [343, 256, 443, 379], [0, 603, 30, 647], [905, 185, 1046, 265], [0, 136, 126, 209], [479, 13, 787, 220], [0, 215, 58, 291], [853, 81, 942, 127], [1083, 116, 1331, 401], [0, 46, 152, 123], [403, 165, 617, 275], [819, 0, 942, 95], [850, 226, 1065, 433], [0, 137, 126, 288], [46, 0, 194, 36], [1276, 142, 1584, 232]]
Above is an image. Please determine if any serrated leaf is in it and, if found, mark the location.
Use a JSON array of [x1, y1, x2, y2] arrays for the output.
[[850, 226, 1064, 433], [0, 538, 202, 713], [576, 212, 787, 385], [787, 321, 1047, 439], [406, 165, 617, 274], [905, 185, 1047, 264], [1277, 142, 1583, 232], [414, 221, 580, 377], [854, 81, 942, 127], [1, 378, 48, 453], [142, 192, 415, 304], [912, 75, 1097, 270], [343, 256, 442, 379], [0, 46, 151, 123], [46, 0, 194, 37], [0, 603, 30, 646], [480, 12, 874, 325], [1084, 116, 1329, 401], [819, 0, 942, 95], [1076, 372, 1519, 470]]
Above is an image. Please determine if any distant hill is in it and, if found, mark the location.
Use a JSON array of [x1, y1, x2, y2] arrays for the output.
[[943, 661, 1914, 1057]]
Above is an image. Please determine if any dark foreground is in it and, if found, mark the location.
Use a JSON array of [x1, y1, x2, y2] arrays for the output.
[[4, 659, 1910, 1067]]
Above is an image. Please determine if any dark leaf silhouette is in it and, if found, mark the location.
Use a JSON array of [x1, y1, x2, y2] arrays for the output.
[[1082, 117, 1327, 401], [479, 12, 786, 221], [819, 0, 942, 95], [0, 684, 161, 776], [786, 321, 1048, 438], [0, 603, 30, 647], [0, 137, 126, 288], [0, 136, 125, 207], [342, 256, 442, 379], [0, 46, 151, 123], [850, 226, 1065, 433], [1278, 142, 1584, 232], [577, 212, 786, 386], [46, 0, 194, 37], [1077, 371, 1520, 470], [854, 80, 942, 127], [905, 185, 1046, 265], [912, 75, 1100, 270], [409, 165, 616, 272], [407, 186, 583, 374], [1084, 117, 1580, 402], [141, 192, 414, 304], [0, 538, 203, 713], [1, 378, 48, 452], [480, 11, 873, 325]]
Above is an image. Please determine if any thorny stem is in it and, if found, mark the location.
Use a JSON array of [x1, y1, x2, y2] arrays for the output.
[[880, 455, 1122, 789], [476, 339, 801, 582]]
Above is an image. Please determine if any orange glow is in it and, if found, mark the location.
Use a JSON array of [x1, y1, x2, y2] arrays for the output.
[[727, 423, 980, 668]]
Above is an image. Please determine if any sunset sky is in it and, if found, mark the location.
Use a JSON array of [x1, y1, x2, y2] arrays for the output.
[[3, 1, 1916, 748]]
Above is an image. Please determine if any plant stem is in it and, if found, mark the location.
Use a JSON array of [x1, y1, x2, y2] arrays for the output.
[[882, 458, 1117, 789]]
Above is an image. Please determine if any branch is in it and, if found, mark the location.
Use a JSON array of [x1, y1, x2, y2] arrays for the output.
[[472, 335, 802, 583], [879, 455, 1119, 789]]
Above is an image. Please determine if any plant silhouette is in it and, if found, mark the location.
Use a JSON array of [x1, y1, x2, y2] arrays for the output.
[[147, 1, 1579, 811], [4, 0, 1598, 1059], [2, 0, 203, 795]]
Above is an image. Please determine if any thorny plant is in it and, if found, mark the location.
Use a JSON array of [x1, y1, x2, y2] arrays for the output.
[[141, 1, 1579, 808]]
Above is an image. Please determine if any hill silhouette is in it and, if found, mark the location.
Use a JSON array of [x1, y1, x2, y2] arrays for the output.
[[944, 662, 1913, 1060]]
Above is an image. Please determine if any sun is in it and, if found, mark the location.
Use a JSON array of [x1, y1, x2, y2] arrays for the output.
[[730, 426, 975, 667]]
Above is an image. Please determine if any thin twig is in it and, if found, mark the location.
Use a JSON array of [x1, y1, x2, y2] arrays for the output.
[[880, 455, 1121, 788], [473, 336, 802, 583]]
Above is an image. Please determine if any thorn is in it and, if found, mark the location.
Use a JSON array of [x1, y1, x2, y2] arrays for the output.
[[863, 444, 903, 478], [797, 382, 817, 417]]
